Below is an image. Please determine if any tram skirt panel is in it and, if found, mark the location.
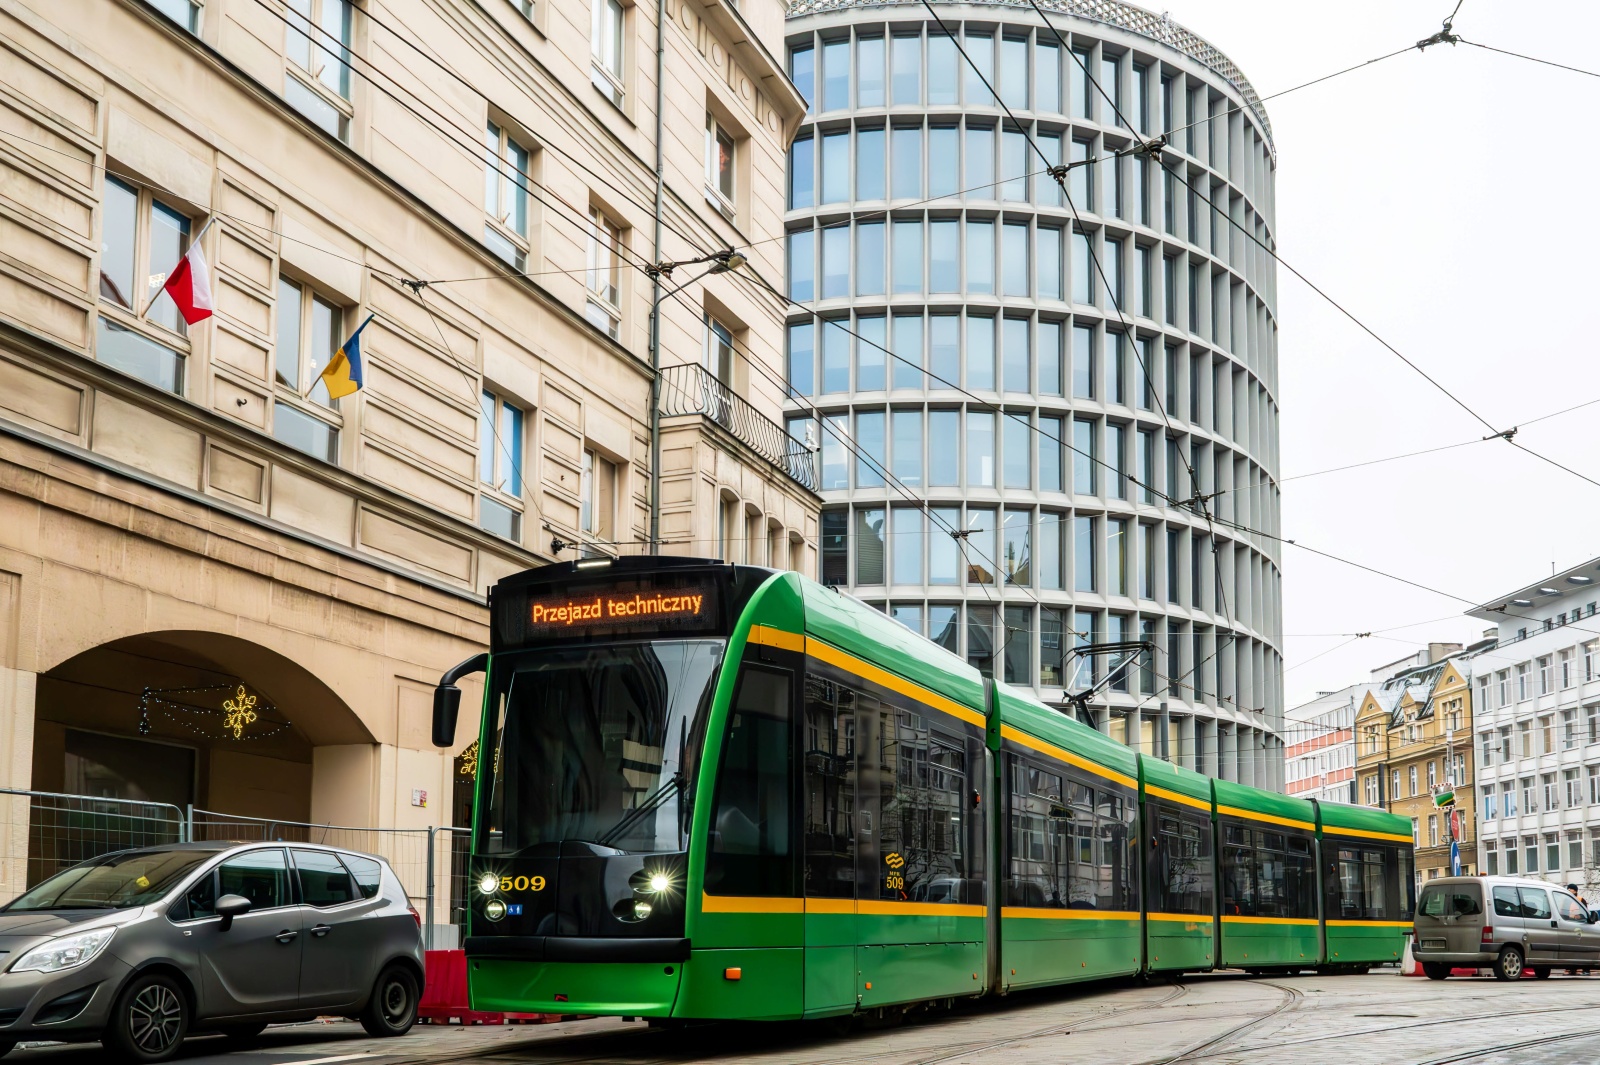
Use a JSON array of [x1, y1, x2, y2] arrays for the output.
[[1324, 920, 1408, 967], [1145, 914, 1214, 972], [1000, 910, 1142, 989], [1218, 917, 1320, 970]]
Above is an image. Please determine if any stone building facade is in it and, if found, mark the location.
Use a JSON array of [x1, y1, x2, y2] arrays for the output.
[[0, 0, 812, 890]]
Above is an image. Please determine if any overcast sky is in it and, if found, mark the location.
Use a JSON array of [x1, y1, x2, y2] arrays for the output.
[[1161, 0, 1600, 706]]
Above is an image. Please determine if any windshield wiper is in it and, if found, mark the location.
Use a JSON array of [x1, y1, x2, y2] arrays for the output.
[[597, 773, 683, 847]]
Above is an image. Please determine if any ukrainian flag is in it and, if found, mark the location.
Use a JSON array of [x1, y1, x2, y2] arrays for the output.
[[315, 313, 374, 400]]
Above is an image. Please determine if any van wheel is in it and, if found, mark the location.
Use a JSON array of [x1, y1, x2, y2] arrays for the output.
[[1495, 946, 1525, 981], [1422, 962, 1449, 980], [1533, 967, 1552, 979]]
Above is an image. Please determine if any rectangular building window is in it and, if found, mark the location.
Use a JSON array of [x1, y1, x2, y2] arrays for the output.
[[479, 389, 525, 540], [96, 175, 191, 393], [285, 0, 353, 140], [585, 207, 623, 339], [484, 122, 531, 269], [591, 0, 626, 104], [273, 278, 343, 463]]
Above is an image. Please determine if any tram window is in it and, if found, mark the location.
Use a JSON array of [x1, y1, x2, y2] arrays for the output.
[[1326, 841, 1411, 922], [803, 674, 857, 898], [1221, 823, 1315, 920], [706, 667, 794, 896], [1005, 754, 1136, 912], [1146, 803, 1212, 916], [879, 712, 978, 903]]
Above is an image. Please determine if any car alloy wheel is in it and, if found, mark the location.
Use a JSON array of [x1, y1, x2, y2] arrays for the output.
[[128, 983, 183, 1054]]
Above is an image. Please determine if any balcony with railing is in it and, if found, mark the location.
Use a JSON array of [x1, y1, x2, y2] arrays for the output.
[[658, 362, 819, 493]]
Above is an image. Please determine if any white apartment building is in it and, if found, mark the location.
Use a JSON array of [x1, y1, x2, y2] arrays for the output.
[[1470, 559, 1600, 894]]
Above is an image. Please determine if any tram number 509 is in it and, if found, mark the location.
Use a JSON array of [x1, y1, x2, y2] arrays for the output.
[[884, 872, 905, 891], [499, 875, 547, 892]]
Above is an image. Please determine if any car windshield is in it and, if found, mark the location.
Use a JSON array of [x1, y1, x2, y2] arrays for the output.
[[5, 849, 215, 911], [479, 639, 725, 857]]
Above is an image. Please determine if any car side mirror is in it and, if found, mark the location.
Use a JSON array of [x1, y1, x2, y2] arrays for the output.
[[433, 652, 488, 748], [216, 894, 252, 931]]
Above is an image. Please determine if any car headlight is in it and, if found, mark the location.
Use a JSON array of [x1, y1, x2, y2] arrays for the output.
[[10, 927, 116, 974]]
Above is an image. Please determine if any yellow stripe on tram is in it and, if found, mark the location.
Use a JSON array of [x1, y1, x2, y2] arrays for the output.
[[1220, 914, 1320, 927], [1215, 804, 1316, 833], [998, 725, 1138, 790], [803, 638, 986, 730], [1326, 919, 1413, 928], [1147, 912, 1214, 926], [746, 625, 804, 654], [1145, 784, 1211, 812], [1002, 907, 1141, 922], [1324, 828, 1414, 844], [700, 894, 804, 915]]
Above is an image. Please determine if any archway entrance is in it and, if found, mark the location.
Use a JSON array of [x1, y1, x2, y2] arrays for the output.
[[33, 631, 373, 822]]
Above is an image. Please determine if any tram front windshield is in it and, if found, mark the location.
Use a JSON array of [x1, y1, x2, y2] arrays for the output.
[[480, 639, 725, 857]]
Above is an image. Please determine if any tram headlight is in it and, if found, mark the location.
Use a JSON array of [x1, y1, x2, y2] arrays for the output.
[[648, 872, 673, 894], [633, 900, 653, 920], [479, 873, 500, 895], [484, 899, 507, 922]]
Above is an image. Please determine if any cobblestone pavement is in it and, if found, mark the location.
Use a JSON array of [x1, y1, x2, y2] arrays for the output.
[[11, 972, 1600, 1064]]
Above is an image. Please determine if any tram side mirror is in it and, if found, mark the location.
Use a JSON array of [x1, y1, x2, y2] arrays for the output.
[[432, 684, 462, 748], [433, 652, 489, 749]]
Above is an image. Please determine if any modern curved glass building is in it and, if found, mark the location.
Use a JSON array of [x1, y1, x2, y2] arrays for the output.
[[781, 0, 1284, 788]]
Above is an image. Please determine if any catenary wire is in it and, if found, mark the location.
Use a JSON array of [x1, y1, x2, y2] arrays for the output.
[[1459, 39, 1600, 80], [1024, 3, 1600, 498]]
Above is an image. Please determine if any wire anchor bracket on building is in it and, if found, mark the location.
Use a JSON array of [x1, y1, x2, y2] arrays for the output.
[[397, 277, 429, 296]]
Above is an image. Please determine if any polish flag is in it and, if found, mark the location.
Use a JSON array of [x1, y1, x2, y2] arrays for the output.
[[161, 239, 215, 325]]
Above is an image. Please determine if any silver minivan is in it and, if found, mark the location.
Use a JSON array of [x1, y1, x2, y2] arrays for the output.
[[1413, 875, 1598, 980]]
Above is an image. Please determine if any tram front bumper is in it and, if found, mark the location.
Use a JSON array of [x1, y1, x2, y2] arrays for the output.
[[464, 937, 688, 1017]]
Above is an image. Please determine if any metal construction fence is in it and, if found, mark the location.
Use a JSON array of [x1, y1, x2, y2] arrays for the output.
[[0, 788, 473, 949]]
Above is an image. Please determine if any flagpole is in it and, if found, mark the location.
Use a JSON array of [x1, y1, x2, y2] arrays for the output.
[[140, 213, 216, 319]]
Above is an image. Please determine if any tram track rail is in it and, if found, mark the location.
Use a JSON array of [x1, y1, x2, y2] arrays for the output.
[[1412, 1025, 1600, 1064], [1138, 980, 1303, 1065]]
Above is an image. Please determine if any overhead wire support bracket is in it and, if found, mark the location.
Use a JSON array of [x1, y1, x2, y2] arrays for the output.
[[397, 277, 429, 296], [1484, 427, 1517, 442], [1417, 2, 1462, 51]]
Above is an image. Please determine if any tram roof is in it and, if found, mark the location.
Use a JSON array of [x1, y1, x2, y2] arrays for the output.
[[1138, 753, 1212, 804], [1212, 777, 1316, 829], [1315, 797, 1413, 838]]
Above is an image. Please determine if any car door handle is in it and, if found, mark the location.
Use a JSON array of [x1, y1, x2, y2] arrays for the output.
[[276, 930, 298, 943], [311, 924, 332, 938], [1552, 920, 1560, 928]]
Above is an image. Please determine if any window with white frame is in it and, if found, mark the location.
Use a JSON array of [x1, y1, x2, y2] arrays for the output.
[[1391, 768, 1400, 799], [1427, 760, 1436, 789], [1543, 772, 1558, 811], [591, 0, 626, 104], [1517, 663, 1530, 701], [1408, 764, 1417, 797], [579, 447, 618, 545], [1451, 753, 1464, 785], [585, 207, 622, 339], [705, 112, 737, 218], [1564, 708, 1578, 750], [484, 121, 532, 269], [1566, 767, 1582, 808], [97, 175, 192, 394], [273, 277, 344, 463], [1485, 839, 1497, 874], [1539, 656, 1553, 695], [285, 0, 353, 141], [1587, 642, 1598, 681], [1561, 649, 1575, 688], [1363, 773, 1379, 806], [1477, 675, 1490, 711], [1591, 765, 1600, 805], [1522, 776, 1536, 813], [1569, 831, 1584, 871], [151, 0, 201, 31], [1481, 785, 1495, 819], [1427, 815, 1438, 847], [478, 389, 525, 540], [1497, 669, 1509, 705]]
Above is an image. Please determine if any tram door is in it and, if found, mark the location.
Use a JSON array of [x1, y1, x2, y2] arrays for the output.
[[802, 675, 858, 1015]]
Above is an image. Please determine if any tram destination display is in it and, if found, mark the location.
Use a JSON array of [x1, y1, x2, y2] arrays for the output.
[[492, 569, 727, 648]]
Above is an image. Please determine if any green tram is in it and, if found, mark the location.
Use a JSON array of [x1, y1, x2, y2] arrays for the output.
[[431, 557, 1415, 1021]]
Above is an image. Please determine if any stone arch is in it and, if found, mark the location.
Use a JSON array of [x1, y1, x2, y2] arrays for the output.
[[33, 630, 374, 824]]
